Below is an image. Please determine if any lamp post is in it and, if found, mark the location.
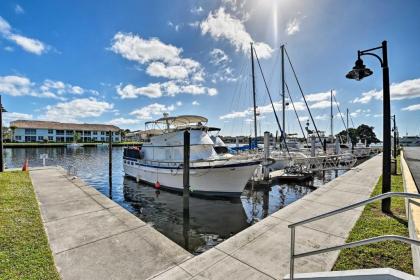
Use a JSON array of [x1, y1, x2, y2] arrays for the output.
[[346, 40, 391, 213], [0, 95, 7, 172], [392, 115, 397, 159]]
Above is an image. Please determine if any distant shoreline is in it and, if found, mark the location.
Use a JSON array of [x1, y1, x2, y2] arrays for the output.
[[4, 142, 142, 148]]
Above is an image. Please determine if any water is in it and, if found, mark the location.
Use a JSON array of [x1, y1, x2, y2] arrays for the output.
[[5, 146, 347, 254]]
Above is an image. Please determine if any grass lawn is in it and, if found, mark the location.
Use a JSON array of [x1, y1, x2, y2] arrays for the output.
[[0, 171, 60, 280], [333, 156, 413, 274]]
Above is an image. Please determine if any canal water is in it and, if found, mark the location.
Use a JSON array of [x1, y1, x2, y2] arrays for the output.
[[5, 146, 347, 254]]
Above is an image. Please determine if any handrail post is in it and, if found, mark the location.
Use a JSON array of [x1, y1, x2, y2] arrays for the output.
[[290, 226, 295, 280]]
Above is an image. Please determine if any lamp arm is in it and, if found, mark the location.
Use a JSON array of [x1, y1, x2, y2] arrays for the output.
[[360, 52, 384, 67]]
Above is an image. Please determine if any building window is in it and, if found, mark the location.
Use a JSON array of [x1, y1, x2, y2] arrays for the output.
[[25, 136, 36, 142], [56, 130, 65, 135], [25, 128, 36, 135], [15, 136, 22, 140], [38, 136, 44, 141], [48, 136, 53, 141], [48, 129, 54, 134], [93, 131, 97, 135], [84, 131, 91, 135], [66, 130, 74, 135], [101, 137, 105, 141], [101, 131, 105, 135]]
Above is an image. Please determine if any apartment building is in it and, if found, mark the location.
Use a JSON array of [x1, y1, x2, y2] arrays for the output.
[[10, 120, 121, 143]]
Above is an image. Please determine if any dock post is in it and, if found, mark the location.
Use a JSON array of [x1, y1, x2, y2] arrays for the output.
[[263, 131, 270, 180], [183, 130, 190, 213], [108, 130, 112, 199], [335, 138, 341, 155]]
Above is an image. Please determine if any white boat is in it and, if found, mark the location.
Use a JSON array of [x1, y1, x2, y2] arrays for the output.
[[123, 115, 261, 197]]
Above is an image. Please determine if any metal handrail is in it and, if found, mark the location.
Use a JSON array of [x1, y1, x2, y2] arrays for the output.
[[288, 192, 420, 280]]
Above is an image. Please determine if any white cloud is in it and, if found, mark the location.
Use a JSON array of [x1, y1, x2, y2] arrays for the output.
[[219, 100, 307, 120], [192, 100, 200, 106], [0, 75, 99, 100], [146, 62, 189, 79], [15, 4, 24, 14], [107, 118, 138, 126], [40, 98, 114, 122], [116, 83, 162, 99], [309, 100, 335, 109], [4, 112, 32, 126], [210, 48, 229, 65], [191, 6, 204, 14], [220, 110, 250, 120], [0, 16, 47, 55], [188, 21, 200, 28], [168, 21, 181, 32], [286, 18, 300, 35], [353, 78, 420, 103], [305, 90, 335, 102], [130, 103, 175, 120], [176, 101, 182, 106], [0, 75, 32, 96], [200, 8, 273, 59], [350, 108, 371, 117], [207, 88, 218, 96], [111, 32, 182, 64], [402, 104, 420, 111], [4, 46, 13, 52]]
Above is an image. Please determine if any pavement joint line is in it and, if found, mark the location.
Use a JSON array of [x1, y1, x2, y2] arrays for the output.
[[270, 215, 355, 240], [213, 247, 278, 279], [54, 224, 146, 255], [148, 264, 194, 279], [43, 206, 122, 224]]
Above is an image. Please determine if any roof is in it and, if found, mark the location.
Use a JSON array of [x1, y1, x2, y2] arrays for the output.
[[146, 115, 208, 127], [10, 120, 120, 132]]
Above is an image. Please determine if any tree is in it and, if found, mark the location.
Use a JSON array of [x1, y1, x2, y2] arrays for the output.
[[357, 124, 380, 145], [336, 124, 380, 146]]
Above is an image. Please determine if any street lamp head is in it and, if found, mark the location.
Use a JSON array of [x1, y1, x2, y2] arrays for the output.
[[346, 58, 373, 81]]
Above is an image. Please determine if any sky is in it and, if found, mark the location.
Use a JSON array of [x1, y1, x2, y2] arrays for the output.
[[1, 0, 420, 139]]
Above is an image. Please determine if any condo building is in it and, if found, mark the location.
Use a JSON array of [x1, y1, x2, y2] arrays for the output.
[[10, 120, 121, 143]]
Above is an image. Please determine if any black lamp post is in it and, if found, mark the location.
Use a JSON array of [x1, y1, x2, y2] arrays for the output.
[[0, 95, 7, 172], [346, 40, 391, 213], [392, 115, 397, 159]]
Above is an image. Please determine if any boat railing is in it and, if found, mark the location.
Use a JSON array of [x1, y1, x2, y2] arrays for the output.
[[287, 192, 420, 280]]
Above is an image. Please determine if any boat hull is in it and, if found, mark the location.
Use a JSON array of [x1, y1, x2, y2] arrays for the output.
[[123, 160, 259, 197]]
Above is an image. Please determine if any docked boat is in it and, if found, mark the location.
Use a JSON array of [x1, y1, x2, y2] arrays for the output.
[[399, 136, 420, 147], [123, 115, 261, 197]]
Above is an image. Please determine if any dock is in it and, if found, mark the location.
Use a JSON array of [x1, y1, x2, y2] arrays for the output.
[[29, 167, 191, 280], [149, 154, 382, 279], [30, 154, 382, 280]]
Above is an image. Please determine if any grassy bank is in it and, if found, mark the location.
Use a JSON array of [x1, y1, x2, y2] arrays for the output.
[[4, 141, 142, 148], [0, 171, 59, 280], [333, 157, 413, 273]]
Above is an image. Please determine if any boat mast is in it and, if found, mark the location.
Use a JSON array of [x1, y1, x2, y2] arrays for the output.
[[346, 108, 350, 144], [281, 45, 286, 144], [330, 89, 333, 142], [251, 43, 258, 148]]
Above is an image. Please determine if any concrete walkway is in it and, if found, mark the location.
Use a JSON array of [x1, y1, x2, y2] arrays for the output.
[[148, 155, 383, 280], [30, 155, 382, 280], [30, 167, 192, 280]]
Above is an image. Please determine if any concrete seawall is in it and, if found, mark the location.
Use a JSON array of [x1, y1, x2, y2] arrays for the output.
[[29, 154, 382, 280]]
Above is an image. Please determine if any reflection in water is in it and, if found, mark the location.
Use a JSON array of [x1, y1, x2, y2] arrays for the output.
[[4, 146, 352, 254]]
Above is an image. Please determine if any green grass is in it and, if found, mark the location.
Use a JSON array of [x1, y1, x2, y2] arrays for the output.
[[333, 157, 413, 273], [0, 171, 60, 280]]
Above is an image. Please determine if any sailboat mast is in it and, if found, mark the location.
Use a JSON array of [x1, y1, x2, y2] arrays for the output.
[[330, 89, 333, 141], [346, 108, 350, 143], [281, 45, 286, 142], [251, 43, 258, 148]]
